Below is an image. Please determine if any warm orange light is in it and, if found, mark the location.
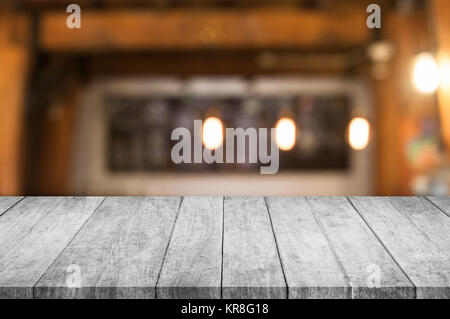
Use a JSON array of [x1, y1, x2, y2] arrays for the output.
[[413, 53, 441, 94], [440, 58, 450, 88], [275, 118, 297, 151], [348, 117, 370, 150], [202, 117, 224, 150]]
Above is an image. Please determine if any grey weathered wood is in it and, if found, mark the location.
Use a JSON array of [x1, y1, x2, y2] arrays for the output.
[[157, 197, 223, 299], [34, 197, 181, 299], [267, 197, 350, 299], [427, 196, 450, 217], [222, 197, 286, 299], [0, 197, 23, 217], [307, 197, 414, 298], [350, 197, 450, 299], [268, 197, 415, 299], [1, 196, 449, 300], [0, 197, 104, 299]]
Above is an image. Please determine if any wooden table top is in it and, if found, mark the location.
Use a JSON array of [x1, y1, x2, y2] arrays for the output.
[[0, 196, 449, 299]]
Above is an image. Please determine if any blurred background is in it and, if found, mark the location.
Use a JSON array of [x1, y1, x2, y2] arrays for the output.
[[0, 0, 449, 196]]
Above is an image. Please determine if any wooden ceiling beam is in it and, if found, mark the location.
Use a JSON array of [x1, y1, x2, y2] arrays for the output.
[[39, 8, 370, 52]]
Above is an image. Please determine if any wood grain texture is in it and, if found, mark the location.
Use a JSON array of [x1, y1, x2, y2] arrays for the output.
[[350, 197, 450, 299], [427, 197, 450, 217], [157, 197, 223, 299], [222, 197, 286, 299], [0, 197, 103, 298], [0, 197, 23, 216], [307, 197, 414, 298], [34, 197, 181, 299], [1, 196, 449, 299], [267, 197, 350, 299]]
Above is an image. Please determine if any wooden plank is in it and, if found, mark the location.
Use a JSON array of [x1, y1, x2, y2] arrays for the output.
[[350, 197, 450, 299], [307, 197, 414, 298], [427, 197, 450, 217], [0, 197, 23, 216], [267, 197, 414, 299], [157, 197, 223, 299], [40, 9, 369, 51], [267, 197, 350, 299], [0, 197, 103, 299], [222, 197, 286, 299], [34, 197, 181, 299]]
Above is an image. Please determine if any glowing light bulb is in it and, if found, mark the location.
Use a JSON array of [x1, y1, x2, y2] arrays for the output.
[[413, 53, 441, 94], [202, 117, 223, 150], [348, 117, 370, 151], [275, 118, 296, 151]]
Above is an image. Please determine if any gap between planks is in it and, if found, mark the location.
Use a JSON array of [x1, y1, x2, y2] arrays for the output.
[[348, 197, 450, 298], [345, 197, 417, 298], [424, 196, 450, 218], [154, 196, 184, 299], [0, 197, 25, 218], [267, 197, 416, 298], [264, 197, 289, 299], [31, 197, 107, 298]]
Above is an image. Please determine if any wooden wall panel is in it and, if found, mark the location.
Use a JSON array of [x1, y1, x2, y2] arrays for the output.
[[35, 86, 78, 195], [432, 0, 450, 156], [0, 11, 30, 195], [374, 12, 435, 195]]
